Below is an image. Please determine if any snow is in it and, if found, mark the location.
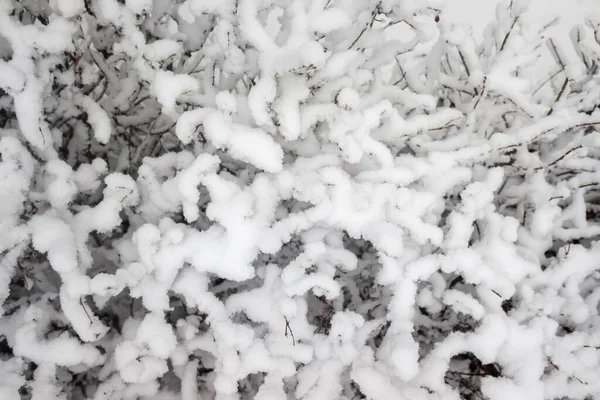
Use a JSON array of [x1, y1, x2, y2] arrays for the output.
[[53, 0, 84, 18], [0, 61, 25, 95], [151, 70, 200, 116], [0, 359, 25, 400], [442, 290, 486, 320], [77, 95, 113, 144], [125, 0, 152, 15], [30, 215, 78, 275], [2, 0, 600, 399], [203, 112, 284, 172], [14, 315, 104, 367]]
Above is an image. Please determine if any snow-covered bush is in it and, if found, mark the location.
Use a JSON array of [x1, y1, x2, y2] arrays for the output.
[[1, 0, 600, 398]]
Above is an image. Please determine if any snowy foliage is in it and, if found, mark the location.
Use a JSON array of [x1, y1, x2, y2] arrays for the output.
[[1, 0, 600, 399]]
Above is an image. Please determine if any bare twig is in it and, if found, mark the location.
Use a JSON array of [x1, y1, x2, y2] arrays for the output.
[[533, 67, 565, 95], [284, 316, 296, 346], [441, 84, 475, 97], [547, 77, 569, 116], [387, 19, 417, 31], [394, 57, 408, 86], [473, 76, 487, 110], [535, 145, 583, 171], [500, 17, 519, 52], [447, 370, 488, 377], [349, 2, 381, 49], [80, 297, 93, 326], [429, 117, 462, 132], [548, 38, 566, 69], [458, 50, 472, 81], [540, 17, 560, 35], [474, 221, 481, 241], [548, 358, 586, 384], [349, 26, 368, 49], [493, 121, 600, 155]]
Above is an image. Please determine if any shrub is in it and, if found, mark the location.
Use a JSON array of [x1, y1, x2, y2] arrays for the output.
[[1, 0, 600, 399]]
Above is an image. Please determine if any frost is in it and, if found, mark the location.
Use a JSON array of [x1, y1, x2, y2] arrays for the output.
[[1, 0, 600, 399], [125, 0, 152, 15], [53, 0, 84, 18], [30, 215, 78, 275], [0, 358, 25, 400], [76, 95, 112, 144], [151, 70, 199, 116], [203, 112, 284, 172], [0, 61, 25, 94]]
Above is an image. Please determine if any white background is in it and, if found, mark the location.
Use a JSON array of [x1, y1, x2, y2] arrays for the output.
[[445, 0, 598, 39], [443, 0, 599, 78]]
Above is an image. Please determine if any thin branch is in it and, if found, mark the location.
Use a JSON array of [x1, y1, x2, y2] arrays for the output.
[[546, 77, 569, 116], [458, 50, 471, 79], [441, 84, 475, 97], [284, 316, 296, 346], [429, 117, 462, 132], [349, 26, 368, 49], [387, 19, 417, 31], [447, 370, 488, 377], [80, 297, 93, 326], [540, 17, 560, 35], [548, 38, 566, 69], [533, 67, 565, 96], [349, 2, 381, 49], [394, 57, 408, 86], [500, 17, 519, 52], [492, 120, 600, 154], [473, 76, 487, 110], [474, 221, 481, 241], [535, 145, 583, 171]]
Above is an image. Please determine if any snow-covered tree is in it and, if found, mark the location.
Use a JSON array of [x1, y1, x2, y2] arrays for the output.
[[1, 0, 600, 399]]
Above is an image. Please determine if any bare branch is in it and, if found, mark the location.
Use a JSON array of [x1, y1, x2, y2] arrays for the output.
[[284, 316, 296, 346]]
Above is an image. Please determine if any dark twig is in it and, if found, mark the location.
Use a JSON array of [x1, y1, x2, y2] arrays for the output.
[[533, 67, 565, 96], [349, 27, 368, 49], [548, 38, 565, 69], [547, 78, 569, 116], [394, 57, 408, 86], [473, 77, 487, 110], [447, 370, 488, 377], [80, 297, 93, 326], [429, 117, 462, 132], [500, 17, 519, 52], [535, 145, 583, 171], [548, 358, 586, 384], [349, 2, 381, 49], [284, 316, 296, 346], [457, 50, 474, 96]]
